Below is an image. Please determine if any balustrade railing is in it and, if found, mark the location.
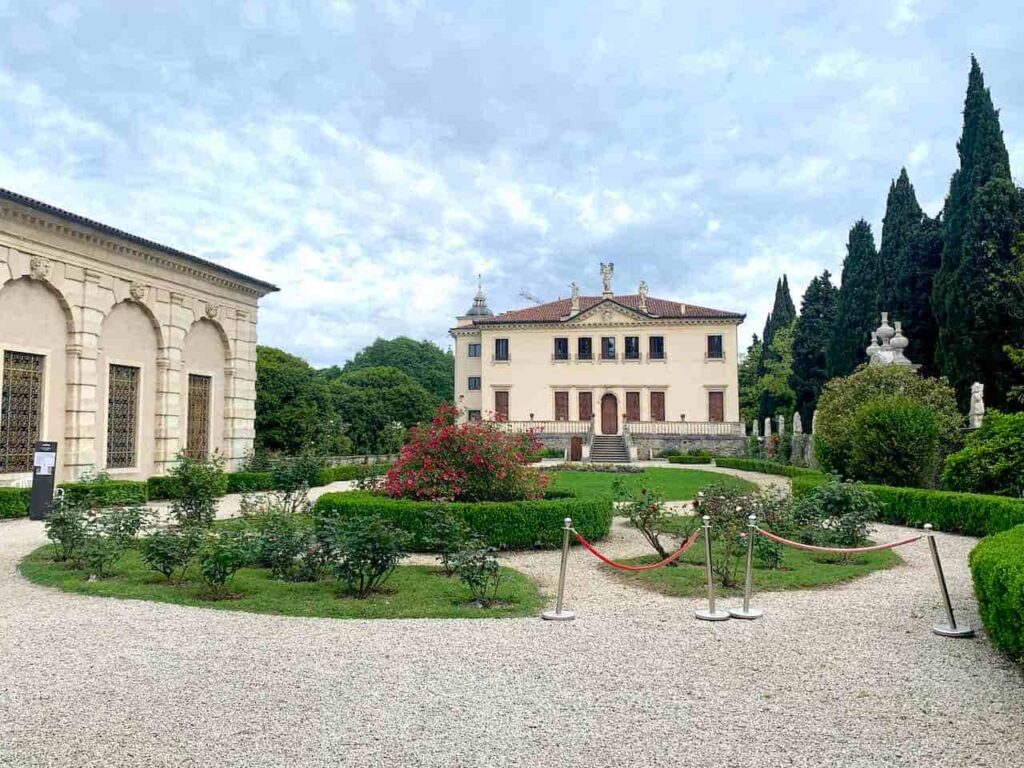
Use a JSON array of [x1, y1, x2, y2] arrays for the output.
[[626, 420, 745, 437], [493, 420, 592, 435]]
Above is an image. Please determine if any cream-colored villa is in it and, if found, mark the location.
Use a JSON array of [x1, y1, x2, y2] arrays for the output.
[[451, 264, 746, 460], [0, 189, 277, 484]]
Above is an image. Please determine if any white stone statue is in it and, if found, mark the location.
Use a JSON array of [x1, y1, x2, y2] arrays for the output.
[[763, 416, 772, 438], [811, 409, 818, 434], [570, 282, 581, 312], [637, 280, 648, 311], [776, 414, 785, 437], [752, 420, 759, 438], [793, 411, 803, 434], [969, 382, 985, 429], [600, 262, 615, 294]]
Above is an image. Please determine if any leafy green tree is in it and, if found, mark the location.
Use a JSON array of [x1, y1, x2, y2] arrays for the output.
[[933, 56, 1024, 407], [878, 169, 942, 374], [757, 325, 796, 420], [758, 276, 797, 421], [333, 337, 455, 402], [829, 220, 880, 378], [328, 367, 437, 453], [943, 410, 1024, 497], [738, 334, 763, 426], [255, 346, 340, 455], [790, 271, 838, 423]]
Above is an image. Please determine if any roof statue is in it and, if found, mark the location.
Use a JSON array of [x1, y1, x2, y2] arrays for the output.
[[638, 280, 649, 312], [600, 262, 614, 296], [570, 281, 581, 313]]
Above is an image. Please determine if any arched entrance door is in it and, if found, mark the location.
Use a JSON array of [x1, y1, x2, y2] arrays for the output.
[[600, 394, 618, 435]]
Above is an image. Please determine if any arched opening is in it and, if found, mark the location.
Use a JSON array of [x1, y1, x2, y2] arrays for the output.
[[181, 318, 229, 460], [600, 393, 618, 435], [0, 277, 71, 477]]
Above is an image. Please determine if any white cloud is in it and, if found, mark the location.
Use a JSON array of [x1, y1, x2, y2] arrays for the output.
[[813, 49, 869, 81], [887, 0, 920, 33]]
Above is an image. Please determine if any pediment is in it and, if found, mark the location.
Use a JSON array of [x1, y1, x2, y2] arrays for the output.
[[567, 300, 649, 326]]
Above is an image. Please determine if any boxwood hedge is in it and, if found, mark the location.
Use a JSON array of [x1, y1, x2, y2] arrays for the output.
[[667, 455, 712, 465], [714, 458, 823, 478], [313, 491, 612, 550], [59, 480, 149, 507], [970, 525, 1024, 660], [0, 487, 31, 519]]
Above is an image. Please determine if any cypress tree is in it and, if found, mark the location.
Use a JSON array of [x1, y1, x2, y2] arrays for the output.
[[878, 168, 942, 374], [758, 276, 797, 421], [829, 220, 880, 378], [932, 56, 1023, 406], [790, 271, 838, 422]]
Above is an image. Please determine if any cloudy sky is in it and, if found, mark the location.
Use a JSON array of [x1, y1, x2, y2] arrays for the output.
[[1, 1, 1021, 366]]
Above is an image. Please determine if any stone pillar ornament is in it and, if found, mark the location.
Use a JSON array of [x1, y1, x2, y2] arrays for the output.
[[793, 411, 803, 434], [776, 414, 785, 437], [763, 416, 772, 438], [969, 382, 985, 429], [752, 420, 759, 438]]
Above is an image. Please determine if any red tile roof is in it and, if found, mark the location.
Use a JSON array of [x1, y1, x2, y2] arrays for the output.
[[471, 294, 743, 324]]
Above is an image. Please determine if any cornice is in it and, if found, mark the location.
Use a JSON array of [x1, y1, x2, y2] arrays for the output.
[[463, 317, 742, 332]]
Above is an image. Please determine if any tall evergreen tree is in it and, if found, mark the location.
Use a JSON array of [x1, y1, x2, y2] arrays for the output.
[[790, 271, 838, 422], [738, 334, 763, 426], [758, 276, 797, 421], [932, 56, 1023, 406], [878, 168, 942, 374], [829, 219, 880, 378]]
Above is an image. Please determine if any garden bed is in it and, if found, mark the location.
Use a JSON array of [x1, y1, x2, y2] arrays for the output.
[[19, 545, 543, 620], [548, 467, 754, 500]]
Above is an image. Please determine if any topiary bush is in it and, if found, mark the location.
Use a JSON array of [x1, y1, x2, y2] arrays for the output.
[[0, 487, 31, 519], [815, 366, 962, 485], [59, 480, 149, 507], [943, 410, 1024, 497], [667, 455, 712, 465], [313, 491, 613, 551], [713, 458, 823, 478], [970, 524, 1024, 661], [846, 396, 942, 487]]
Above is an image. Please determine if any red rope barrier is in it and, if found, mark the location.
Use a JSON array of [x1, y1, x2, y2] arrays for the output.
[[754, 527, 923, 554], [573, 528, 702, 571]]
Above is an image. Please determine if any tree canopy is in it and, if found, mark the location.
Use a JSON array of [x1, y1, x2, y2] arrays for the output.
[[790, 270, 838, 422], [331, 336, 455, 402], [757, 276, 797, 422], [829, 220, 880, 378]]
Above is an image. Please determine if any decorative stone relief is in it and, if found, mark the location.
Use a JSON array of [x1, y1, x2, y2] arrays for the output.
[[205, 303, 220, 320], [129, 282, 146, 301], [30, 255, 51, 280]]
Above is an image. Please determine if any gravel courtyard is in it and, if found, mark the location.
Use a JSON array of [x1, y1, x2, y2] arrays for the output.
[[1, 470, 1022, 768]]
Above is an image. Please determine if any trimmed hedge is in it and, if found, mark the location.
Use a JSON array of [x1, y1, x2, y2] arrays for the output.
[[59, 480, 148, 507], [667, 455, 712, 465], [970, 525, 1024, 660], [0, 487, 31, 519], [313, 491, 612, 550], [316, 463, 391, 485], [792, 475, 1024, 538], [714, 458, 823, 478], [146, 476, 183, 501], [225, 471, 276, 494]]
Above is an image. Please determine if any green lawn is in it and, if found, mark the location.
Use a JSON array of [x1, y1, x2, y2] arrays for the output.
[[549, 467, 754, 500], [19, 546, 544, 620], [609, 538, 902, 597]]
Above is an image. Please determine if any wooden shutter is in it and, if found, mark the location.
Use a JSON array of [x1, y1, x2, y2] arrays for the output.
[[578, 391, 593, 421], [626, 391, 640, 422], [650, 391, 665, 421], [708, 391, 724, 422], [494, 391, 509, 421], [554, 391, 569, 421]]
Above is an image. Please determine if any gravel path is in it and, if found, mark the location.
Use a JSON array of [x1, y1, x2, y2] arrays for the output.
[[1, 469, 1022, 768]]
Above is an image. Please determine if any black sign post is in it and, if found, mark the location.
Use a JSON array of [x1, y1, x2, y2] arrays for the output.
[[29, 441, 58, 521]]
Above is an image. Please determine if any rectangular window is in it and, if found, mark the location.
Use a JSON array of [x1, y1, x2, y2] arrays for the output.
[[707, 334, 724, 359], [467, 376, 481, 391], [468, 343, 481, 358], [186, 374, 211, 460], [651, 391, 666, 422], [601, 337, 616, 360], [494, 338, 510, 361], [626, 391, 640, 422], [494, 391, 509, 421], [649, 336, 665, 360], [577, 337, 593, 360], [554, 391, 569, 421], [708, 391, 725, 423], [624, 336, 640, 360], [467, 409, 482, 422], [578, 391, 593, 421], [553, 337, 569, 360], [106, 364, 139, 469], [0, 351, 44, 473]]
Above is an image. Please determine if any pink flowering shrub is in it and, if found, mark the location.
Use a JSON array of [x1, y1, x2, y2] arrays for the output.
[[383, 405, 549, 502]]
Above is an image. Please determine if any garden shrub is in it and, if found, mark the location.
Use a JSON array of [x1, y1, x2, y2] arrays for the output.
[[657, 448, 682, 458], [0, 487, 31, 519], [815, 366, 961, 483], [667, 455, 712, 465], [59, 479, 149, 507], [146, 475, 183, 501], [384, 404, 547, 502], [59, 502, 149, 578], [846, 396, 942, 487], [546, 463, 643, 473], [316, 463, 392, 485], [422, 504, 471, 576], [317, 514, 410, 598], [451, 545, 504, 605], [614, 482, 674, 560], [44, 499, 89, 561], [225, 471, 275, 494], [313, 492, 613, 551], [790, 479, 878, 547], [713, 458, 823, 478], [245, 511, 311, 580], [141, 527, 203, 581], [943, 410, 1024, 497], [198, 529, 255, 597], [970, 524, 1024, 660], [169, 453, 227, 527]]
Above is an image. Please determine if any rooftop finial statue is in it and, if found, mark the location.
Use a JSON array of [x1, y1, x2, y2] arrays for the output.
[[570, 281, 581, 312], [600, 262, 614, 294], [637, 280, 648, 311]]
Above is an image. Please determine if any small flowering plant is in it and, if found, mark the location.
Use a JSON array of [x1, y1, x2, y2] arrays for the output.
[[383, 404, 550, 502]]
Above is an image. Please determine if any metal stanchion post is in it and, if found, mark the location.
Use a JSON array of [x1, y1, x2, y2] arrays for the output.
[[729, 514, 763, 620], [695, 515, 730, 621], [924, 523, 973, 638], [542, 517, 577, 621]]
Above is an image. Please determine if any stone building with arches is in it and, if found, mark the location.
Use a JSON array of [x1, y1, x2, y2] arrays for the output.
[[0, 190, 277, 484]]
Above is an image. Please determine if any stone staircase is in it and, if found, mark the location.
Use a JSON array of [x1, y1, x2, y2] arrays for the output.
[[589, 434, 630, 463]]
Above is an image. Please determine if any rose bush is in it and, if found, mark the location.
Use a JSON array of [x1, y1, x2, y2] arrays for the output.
[[383, 405, 549, 502]]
